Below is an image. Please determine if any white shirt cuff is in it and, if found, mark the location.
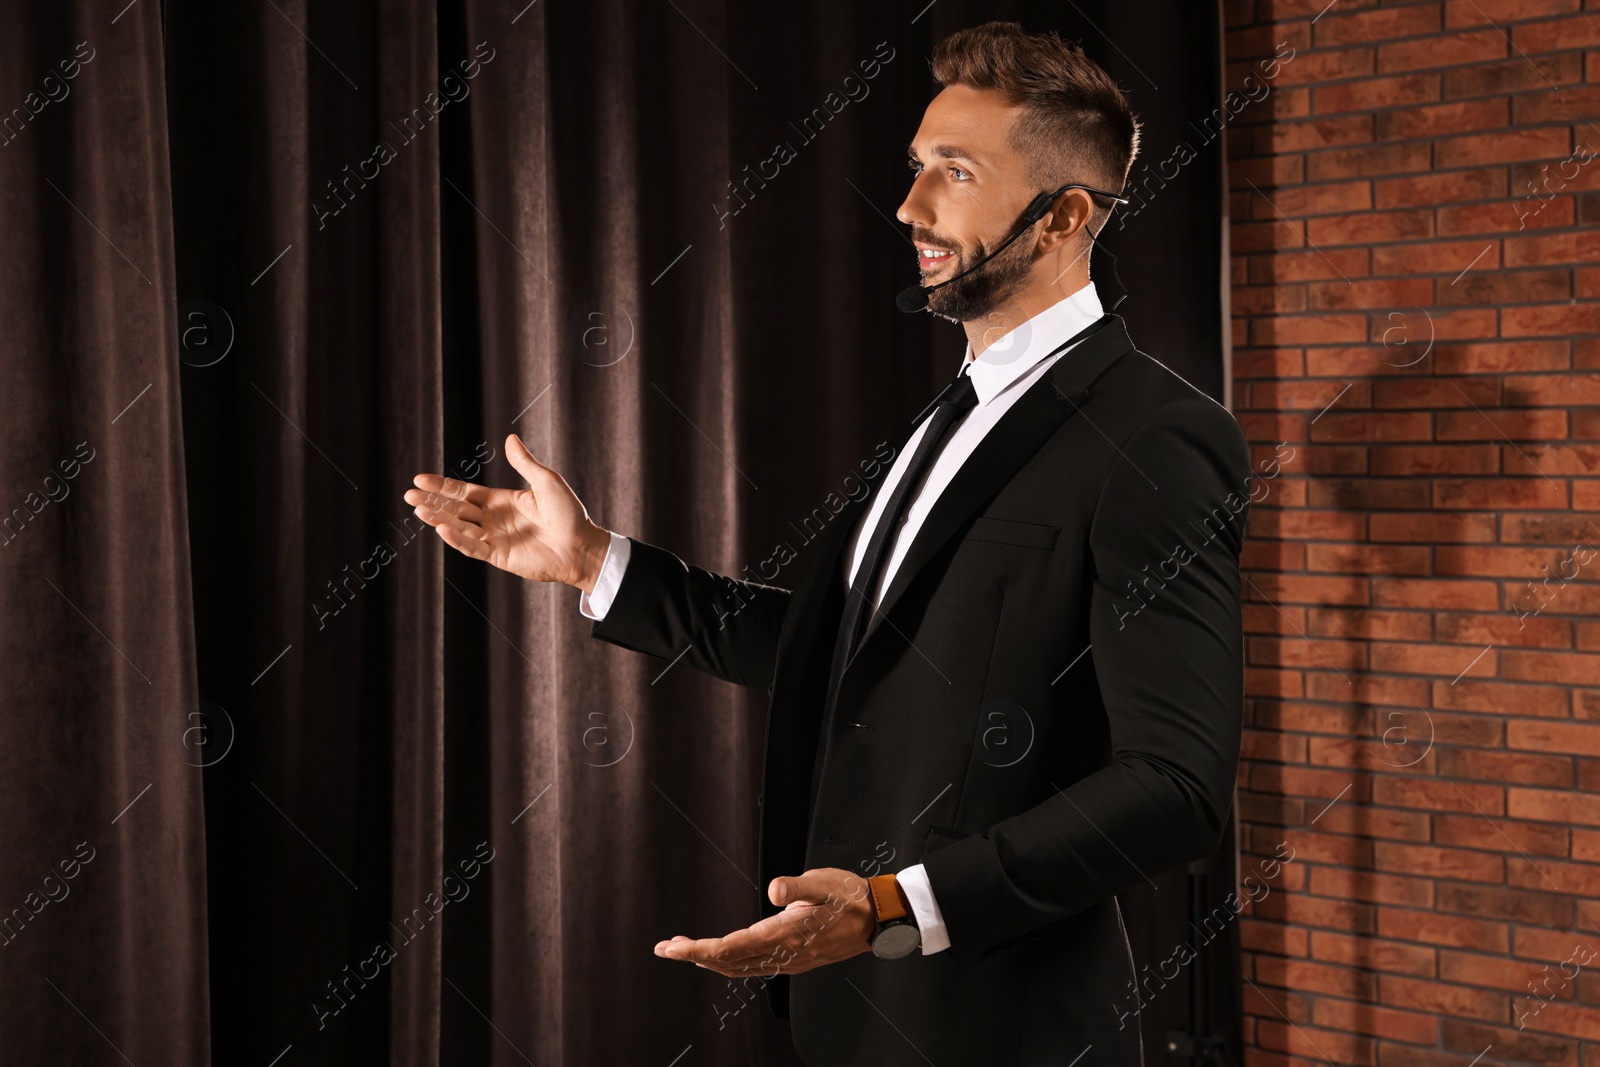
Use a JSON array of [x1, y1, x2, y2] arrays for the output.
[[578, 532, 631, 620], [896, 863, 950, 954]]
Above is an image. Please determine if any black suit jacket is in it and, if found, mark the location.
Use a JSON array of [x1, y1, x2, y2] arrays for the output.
[[590, 315, 1251, 1065]]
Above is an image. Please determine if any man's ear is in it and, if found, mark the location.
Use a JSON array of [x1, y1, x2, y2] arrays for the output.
[[1040, 188, 1094, 254]]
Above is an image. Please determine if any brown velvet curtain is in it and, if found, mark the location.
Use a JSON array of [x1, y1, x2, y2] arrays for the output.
[[0, 2, 212, 1066], [2, 0, 1230, 1063]]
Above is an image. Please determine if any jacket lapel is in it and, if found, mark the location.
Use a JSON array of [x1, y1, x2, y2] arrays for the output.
[[848, 313, 1135, 663], [768, 398, 930, 687]]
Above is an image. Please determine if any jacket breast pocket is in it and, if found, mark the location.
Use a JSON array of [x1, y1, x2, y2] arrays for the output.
[[922, 824, 966, 857], [963, 516, 1060, 551]]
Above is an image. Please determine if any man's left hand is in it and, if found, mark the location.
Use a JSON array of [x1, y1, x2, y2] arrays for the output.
[[653, 867, 879, 977]]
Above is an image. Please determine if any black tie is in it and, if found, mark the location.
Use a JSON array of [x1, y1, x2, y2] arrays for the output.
[[808, 369, 981, 816]]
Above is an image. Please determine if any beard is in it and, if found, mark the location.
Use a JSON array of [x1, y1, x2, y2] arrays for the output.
[[922, 227, 1035, 324]]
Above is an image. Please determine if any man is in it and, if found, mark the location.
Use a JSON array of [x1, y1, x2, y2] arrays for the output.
[[407, 21, 1249, 1066]]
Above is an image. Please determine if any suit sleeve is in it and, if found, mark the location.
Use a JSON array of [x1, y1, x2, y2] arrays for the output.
[[919, 395, 1250, 965], [588, 536, 792, 691]]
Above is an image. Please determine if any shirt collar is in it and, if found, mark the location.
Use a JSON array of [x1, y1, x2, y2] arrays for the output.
[[958, 281, 1104, 406]]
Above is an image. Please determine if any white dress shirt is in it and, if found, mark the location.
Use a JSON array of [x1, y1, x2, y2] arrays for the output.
[[579, 281, 1106, 954]]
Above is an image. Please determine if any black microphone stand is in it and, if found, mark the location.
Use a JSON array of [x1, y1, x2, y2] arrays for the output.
[[1161, 854, 1238, 1067]]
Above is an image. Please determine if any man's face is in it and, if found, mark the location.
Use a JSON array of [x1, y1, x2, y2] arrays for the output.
[[897, 85, 1038, 324]]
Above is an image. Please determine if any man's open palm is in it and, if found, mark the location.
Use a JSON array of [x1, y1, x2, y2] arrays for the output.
[[405, 433, 608, 590]]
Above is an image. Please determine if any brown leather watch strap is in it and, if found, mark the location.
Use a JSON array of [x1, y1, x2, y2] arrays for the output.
[[868, 874, 910, 923]]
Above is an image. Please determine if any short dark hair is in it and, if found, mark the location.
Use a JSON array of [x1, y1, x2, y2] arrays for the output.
[[931, 21, 1140, 234]]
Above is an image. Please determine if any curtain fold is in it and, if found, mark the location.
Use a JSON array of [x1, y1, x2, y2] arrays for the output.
[[0, 3, 210, 1065], [166, 0, 450, 1063], [5, 1, 1231, 1063]]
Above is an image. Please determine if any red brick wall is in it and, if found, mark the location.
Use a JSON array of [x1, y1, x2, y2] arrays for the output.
[[1223, 1, 1600, 1062]]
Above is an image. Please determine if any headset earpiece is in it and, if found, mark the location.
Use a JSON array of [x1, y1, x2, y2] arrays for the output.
[[1020, 190, 1058, 226]]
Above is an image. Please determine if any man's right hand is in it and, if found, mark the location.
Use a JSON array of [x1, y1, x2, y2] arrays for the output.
[[404, 433, 612, 593]]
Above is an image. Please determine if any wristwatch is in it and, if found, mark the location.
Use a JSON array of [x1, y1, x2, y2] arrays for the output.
[[867, 874, 921, 959]]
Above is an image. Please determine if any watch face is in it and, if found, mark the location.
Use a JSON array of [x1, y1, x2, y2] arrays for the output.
[[871, 921, 921, 960]]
